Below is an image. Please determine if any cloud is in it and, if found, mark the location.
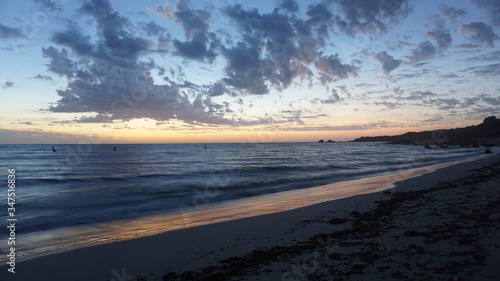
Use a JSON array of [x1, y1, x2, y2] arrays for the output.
[[406, 91, 438, 100], [305, 3, 334, 39], [48, 60, 239, 125], [332, 0, 412, 36], [42, 47, 76, 77], [373, 100, 403, 110], [33, 0, 62, 12], [438, 3, 466, 22], [439, 74, 460, 78], [278, 0, 299, 13], [481, 94, 500, 106], [42, 0, 260, 126], [167, 0, 218, 62], [426, 15, 452, 50], [433, 98, 461, 110], [460, 22, 497, 47], [313, 89, 343, 104], [315, 54, 358, 84], [408, 40, 437, 64], [139, 21, 166, 36], [464, 63, 500, 76], [373, 51, 402, 75], [16, 121, 36, 125], [3, 80, 14, 89], [219, 4, 357, 95], [469, 0, 500, 27], [31, 74, 54, 81], [206, 81, 229, 97], [0, 23, 24, 39], [221, 42, 269, 95], [53, 0, 152, 68]]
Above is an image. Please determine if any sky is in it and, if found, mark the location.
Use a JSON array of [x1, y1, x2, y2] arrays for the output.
[[0, 0, 499, 144]]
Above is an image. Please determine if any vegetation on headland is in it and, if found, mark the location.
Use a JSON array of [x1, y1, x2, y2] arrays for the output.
[[352, 116, 500, 146]]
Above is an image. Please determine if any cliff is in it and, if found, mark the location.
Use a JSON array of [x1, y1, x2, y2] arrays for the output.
[[353, 116, 500, 146]]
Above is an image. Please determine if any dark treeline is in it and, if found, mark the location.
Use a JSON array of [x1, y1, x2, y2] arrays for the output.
[[353, 116, 500, 146]]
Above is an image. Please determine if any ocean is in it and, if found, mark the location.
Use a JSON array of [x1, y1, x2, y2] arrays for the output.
[[0, 142, 487, 261]]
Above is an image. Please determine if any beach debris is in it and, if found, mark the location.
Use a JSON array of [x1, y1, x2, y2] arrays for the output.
[[484, 149, 493, 154]]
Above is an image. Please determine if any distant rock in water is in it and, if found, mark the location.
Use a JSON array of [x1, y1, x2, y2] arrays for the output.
[[484, 149, 493, 154], [326, 139, 335, 143], [318, 139, 324, 143]]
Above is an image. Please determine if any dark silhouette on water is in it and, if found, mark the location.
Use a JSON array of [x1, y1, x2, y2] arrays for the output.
[[204, 145, 207, 149], [51, 146, 56, 152], [114, 146, 116, 151]]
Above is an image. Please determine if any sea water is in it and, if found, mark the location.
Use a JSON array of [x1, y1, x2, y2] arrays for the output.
[[0, 142, 487, 261]]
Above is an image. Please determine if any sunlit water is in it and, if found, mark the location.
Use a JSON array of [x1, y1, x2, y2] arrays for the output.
[[0, 142, 489, 261]]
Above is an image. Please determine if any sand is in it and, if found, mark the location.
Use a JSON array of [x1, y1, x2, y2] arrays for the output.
[[1, 153, 499, 281]]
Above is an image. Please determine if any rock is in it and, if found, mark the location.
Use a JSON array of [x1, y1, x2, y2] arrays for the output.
[[326, 139, 335, 143], [318, 139, 324, 143], [484, 149, 493, 154], [424, 144, 432, 149]]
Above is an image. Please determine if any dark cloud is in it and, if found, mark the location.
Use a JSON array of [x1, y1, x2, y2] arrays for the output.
[[16, 121, 36, 125], [426, 15, 452, 50], [463, 50, 500, 62], [373, 101, 403, 109], [438, 3, 466, 22], [43, 0, 258, 126], [305, 3, 334, 39], [316, 89, 343, 104], [373, 51, 402, 75], [332, 0, 412, 36], [431, 98, 461, 110], [0, 23, 24, 39], [439, 74, 460, 78], [464, 63, 500, 76], [31, 74, 54, 80], [455, 43, 481, 49], [460, 22, 497, 47], [469, 0, 500, 27], [172, 33, 218, 62], [52, 28, 94, 57], [33, 0, 62, 12], [422, 115, 443, 122], [3, 81, 14, 89], [408, 40, 437, 64], [139, 21, 166, 36], [42, 47, 76, 77], [221, 4, 356, 94], [481, 94, 500, 106], [206, 81, 229, 97], [168, 0, 218, 62], [48, 60, 241, 125], [278, 0, 299, 13], [406, 91, 437, 100], [77, 0, 151, 66], [315, 54, 358, 84], [221, 42, 269, 95]]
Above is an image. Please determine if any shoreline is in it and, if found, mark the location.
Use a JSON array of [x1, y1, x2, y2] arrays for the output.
[[1, 153, 499, 280], [1, 153, 490, 264]]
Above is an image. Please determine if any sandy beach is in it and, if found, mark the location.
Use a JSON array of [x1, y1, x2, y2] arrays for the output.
[[1, 153, 499, 281]]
